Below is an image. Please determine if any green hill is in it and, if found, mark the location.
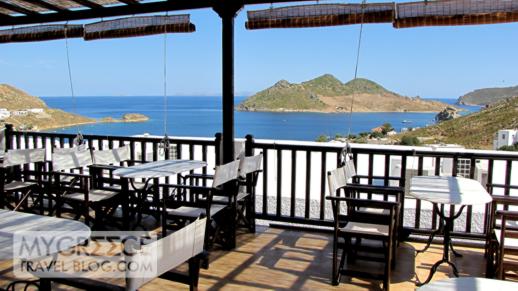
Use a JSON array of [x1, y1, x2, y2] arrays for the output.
[[457, 85, 518, 106], [0, 84, 148, 131], [399, 96, 518, 149], [237, 74, 450, 112]]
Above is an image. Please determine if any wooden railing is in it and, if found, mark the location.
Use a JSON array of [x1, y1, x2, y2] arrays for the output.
[[6, 125, 518, 241]]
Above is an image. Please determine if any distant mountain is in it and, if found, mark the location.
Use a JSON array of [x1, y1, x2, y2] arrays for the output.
[[400, 96, 518, 149], [457, 85, 518, 106], [237, 74, 450, 113]]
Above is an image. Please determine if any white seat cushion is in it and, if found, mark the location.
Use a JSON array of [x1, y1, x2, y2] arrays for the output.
[[65, 189, 119, 202], [341, 222, 389, 236], [212, 192, 249, 203], [358, 207, 389, 216], [166, 204, 226, 218], [4, 181, 37, 191], [495, 229, 518, 249]]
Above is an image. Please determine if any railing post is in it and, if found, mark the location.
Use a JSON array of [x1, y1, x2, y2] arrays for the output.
[[215, 132, 222, 166], [245, 134, 254, 157], [4, 123, 13, 151]]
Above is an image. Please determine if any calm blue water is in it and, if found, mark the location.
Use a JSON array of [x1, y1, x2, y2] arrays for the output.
[[41, 96, 479, 141]]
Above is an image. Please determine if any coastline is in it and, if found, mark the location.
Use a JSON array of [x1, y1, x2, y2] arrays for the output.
[[236, 108, 448, 114], [37, 117, 149, 131]]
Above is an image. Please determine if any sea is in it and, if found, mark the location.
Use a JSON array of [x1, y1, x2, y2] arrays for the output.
[[41, 96, 480, 141]]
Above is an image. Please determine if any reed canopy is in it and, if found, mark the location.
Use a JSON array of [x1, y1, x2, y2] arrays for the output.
[[245, 3, 394, 29], [84, 15, 195, 40], [0, 24, 83, 43], [246, 0, 518, 30], [394, 0, 518, 28]]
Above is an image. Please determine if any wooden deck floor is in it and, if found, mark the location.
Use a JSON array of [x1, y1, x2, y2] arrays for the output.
[[144, 226, 487, 291], [0, 225, 489, 290]]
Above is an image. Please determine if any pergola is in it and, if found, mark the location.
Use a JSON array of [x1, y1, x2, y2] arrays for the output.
[[0, 0, 517, 163]]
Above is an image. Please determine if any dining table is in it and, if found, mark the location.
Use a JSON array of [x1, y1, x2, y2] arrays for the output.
[[0, 209, 90, 289], [416, 277, 518, 291], [409, 176, 492, 286], [113, 159, 207, 229]]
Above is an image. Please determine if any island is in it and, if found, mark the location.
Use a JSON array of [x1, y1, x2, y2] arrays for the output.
[[0, 84, 149, 131], [457, 84, 518, 106], [237, 74, 452, 113]]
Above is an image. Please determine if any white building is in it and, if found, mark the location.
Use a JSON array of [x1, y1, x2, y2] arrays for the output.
[[12, 110, 28, 116], [0, 108, 10, 120], [28, 108, 44, 114], [493, 129, 518, 150]]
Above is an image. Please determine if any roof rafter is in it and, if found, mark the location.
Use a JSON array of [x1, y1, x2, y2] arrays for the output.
[[0, 1, 38, 16], [68, 0, 104, 10], [117, 0, 140, 5], [17, 0, 67, 13], [0, 0, 317, 27]]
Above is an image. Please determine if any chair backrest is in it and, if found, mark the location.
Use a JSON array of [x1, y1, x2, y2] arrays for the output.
[[2, 148, 45, 167], [125, 217, 206, 291], [92, 145, 130, 165], [327, 165, 349, 195], [343, 159, 356, 182], [0, 127, 5, 154], [212, 160, 240, 188], [238, 153, 262, 177], [234, 141, 245, 160], [52, 147, 93, 171]]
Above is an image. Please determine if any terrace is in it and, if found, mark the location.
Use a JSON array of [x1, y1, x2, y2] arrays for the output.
[[0, 0, 518, 290], [0, 127, 517, 289]]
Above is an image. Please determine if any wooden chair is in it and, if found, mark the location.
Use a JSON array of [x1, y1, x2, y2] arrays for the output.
[[39, 217, 207, 291], [329, 162, 405, 241], [487, 195, 518, 280], [327, 168, 399, 291], [0, 148, 45, 213], [161, 160, 241, 250], [91, 145, 157, 224], [234, 153, 262, 233], [51, 147, 123, 228]]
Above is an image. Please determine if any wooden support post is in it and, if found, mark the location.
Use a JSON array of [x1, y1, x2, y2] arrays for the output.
[[214, 2, 243, 164]]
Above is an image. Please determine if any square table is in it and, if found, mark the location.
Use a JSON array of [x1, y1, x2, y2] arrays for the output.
[[113, 160, 207, 229], [409, 176, 492, 285]]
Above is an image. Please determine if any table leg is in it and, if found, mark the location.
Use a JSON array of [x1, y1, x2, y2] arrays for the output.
[[416, 205, 465, 286], [121, 177, 130, 230]]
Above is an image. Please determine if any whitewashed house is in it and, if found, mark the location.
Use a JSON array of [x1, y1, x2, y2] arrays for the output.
[[0, 108, 10, 120], [12, 110, 28, 116], [493, 129, 518, 149], [28, 108, 44, 114]]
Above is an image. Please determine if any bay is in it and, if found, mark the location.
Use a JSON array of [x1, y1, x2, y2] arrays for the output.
[[42, 96, 479, 141]]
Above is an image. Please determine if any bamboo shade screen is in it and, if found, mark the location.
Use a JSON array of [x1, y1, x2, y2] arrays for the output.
[[394, 0, 518, 28], [0, 24, 84, 43], [0, 0, 131, 15], [84, 15, 195, 40], [245, 3, 395, 29]]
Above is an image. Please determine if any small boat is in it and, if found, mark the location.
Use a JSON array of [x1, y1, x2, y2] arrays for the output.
[[402, 120, 412, 124]]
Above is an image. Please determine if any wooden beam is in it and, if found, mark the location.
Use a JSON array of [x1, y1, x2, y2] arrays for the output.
[[18, 0, 67, 12], [117, 0, 140, 4], [0, 1, 38, 15], [0, 0, 318, 27], [68, 0, 104, 10]]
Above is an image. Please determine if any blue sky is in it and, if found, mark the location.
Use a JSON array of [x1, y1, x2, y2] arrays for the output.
[[0, 1, 517, 99]]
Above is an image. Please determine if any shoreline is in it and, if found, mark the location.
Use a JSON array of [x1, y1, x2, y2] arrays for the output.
[[236, 108, 448, 114], [36, 117, 149, 131]]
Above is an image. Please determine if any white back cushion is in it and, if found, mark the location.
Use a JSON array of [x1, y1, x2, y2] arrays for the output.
[[328, 166, 348, 195], [125, 217, 206, 291], [52, 147, 93, 171], [93, 145, 130, 165], [239, 154, 262, 177], [212, 160, 240, 188], [3, 148, 45, 167]]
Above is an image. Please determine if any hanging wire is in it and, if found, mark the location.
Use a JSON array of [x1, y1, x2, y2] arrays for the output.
[[342, 0, 367, 163], [64, 22, 84, 147], [160, 12, 170, 156]]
